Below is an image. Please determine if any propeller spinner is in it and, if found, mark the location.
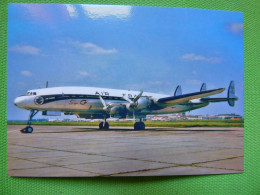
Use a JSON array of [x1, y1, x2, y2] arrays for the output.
[[122, 90, 143, 119]]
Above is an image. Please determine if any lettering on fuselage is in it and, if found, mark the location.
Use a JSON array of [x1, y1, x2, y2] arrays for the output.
[[69, 100, 78, 105], [122, 93, 137, 99], [95, 91, 136, 98], [95, 91, 109, 96]]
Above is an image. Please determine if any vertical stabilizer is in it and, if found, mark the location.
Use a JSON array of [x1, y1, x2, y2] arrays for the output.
[[200, 83, 206, 92], [174, 85, 182, 96], [228, 80, 236, 107]]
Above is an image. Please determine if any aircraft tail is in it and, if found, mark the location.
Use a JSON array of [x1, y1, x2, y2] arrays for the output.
[[200, 81, 238, 107]]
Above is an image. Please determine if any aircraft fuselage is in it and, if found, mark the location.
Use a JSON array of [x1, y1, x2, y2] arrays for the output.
[[14, 86, 208, 118]]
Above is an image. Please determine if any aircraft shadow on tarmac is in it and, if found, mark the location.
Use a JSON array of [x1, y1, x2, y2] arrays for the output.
[[36, 127, 236, 134]]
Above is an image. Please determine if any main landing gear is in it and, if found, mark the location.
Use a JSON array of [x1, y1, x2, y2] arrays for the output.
[[134, 119, 145, 130], [99, 115, 109, 130], [20, 110, 38, 134]]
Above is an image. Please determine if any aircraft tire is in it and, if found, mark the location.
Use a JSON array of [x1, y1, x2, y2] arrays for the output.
[[99, 122, 104, 129], [99, 122, 109, 130], [20, 126, 33, 133], [134, 122, 145, 130], [26, 126, 33, 133], [104, 122, 109, 130], [140, 122, 145, 130]]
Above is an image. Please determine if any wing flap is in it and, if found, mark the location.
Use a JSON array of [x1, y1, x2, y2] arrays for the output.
[[157, 88, 225, 105]]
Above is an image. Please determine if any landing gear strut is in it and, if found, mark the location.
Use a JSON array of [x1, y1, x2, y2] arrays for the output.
[[20, 110, 38, 134], [99, 115, 109, 130], [134, 118, 145, 130]]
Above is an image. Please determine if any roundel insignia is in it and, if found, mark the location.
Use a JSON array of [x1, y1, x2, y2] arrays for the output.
[[80, 100, 87, 105], [34, 96, 44, 105]]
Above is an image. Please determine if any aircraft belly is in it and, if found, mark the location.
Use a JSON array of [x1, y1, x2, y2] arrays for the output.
[[147, 103, 208, 115]]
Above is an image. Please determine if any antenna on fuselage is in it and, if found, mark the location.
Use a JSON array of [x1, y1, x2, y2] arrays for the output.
[[46, 81, 48, 88]]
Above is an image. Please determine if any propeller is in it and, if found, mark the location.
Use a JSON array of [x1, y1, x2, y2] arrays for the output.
[[99, 95, 113, 112], [122, 90, 143, 119], [46, 81, 48, 88]]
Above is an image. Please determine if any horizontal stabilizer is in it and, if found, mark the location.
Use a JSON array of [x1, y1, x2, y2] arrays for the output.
[[157, 88, 225, 105], [201, 97, 234, 103]]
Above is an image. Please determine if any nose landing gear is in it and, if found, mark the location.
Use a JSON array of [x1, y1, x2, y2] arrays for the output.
[[20, 110, 38, 134]]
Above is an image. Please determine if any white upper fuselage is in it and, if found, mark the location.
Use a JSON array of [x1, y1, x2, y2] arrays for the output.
[[28, 86, 167, 99]]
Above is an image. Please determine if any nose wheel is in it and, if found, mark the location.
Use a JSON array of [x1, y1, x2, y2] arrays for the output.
[[20, 126, 34, 133], [20, 110, 38, 134]]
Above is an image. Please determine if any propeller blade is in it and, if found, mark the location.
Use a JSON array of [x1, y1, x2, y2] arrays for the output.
[[99, 95, 107, 107], [46, 81, 48, 88], [122, 94, 133, 104], [99, 95, 113, 112], [133, 90, 143, 102]]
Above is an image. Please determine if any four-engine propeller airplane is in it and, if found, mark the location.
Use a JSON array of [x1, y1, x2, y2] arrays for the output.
[[14, 81, 238, 133]]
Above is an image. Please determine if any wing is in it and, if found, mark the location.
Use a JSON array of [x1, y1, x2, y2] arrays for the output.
[[156, 88, 225, 106]]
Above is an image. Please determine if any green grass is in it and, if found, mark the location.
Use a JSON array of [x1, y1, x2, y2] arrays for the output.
[[7, 120, 244, 128]]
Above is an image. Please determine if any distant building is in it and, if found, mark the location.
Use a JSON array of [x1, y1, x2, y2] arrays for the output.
[[146, 113, 243, 121], [215, 113, 243, 120]]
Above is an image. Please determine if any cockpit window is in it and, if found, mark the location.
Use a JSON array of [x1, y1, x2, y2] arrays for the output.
[[26, 92, 37, 96]]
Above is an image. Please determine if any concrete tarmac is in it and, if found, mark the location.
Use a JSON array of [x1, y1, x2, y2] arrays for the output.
[[7, 125, 244, 177]]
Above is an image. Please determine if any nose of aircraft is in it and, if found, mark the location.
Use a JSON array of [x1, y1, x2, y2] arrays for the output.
[[14, 97, 20, 107], [14, 97, 24, 108]]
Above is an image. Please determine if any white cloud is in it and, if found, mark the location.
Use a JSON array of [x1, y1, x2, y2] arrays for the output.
[[226, 22, 243, 35], [182, 53, 222, 63], [71, 41, 117, 55], [81, 5, 132, 19], [9, 45, 42, 55], [185, 79, 202, 85], [79, 71, 89, 77], [65, 4, 78, 18], [21, 71, 33, 77]]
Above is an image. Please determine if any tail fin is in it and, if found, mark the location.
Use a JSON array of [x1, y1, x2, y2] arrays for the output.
[[200, 83, 206, 92], [174, 85, 182, 96], [227, 80, 237, 107]]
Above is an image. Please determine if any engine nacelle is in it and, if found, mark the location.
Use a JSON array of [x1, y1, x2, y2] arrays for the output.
[[110, 105, 127, 118], [136, 97, 153, 110]]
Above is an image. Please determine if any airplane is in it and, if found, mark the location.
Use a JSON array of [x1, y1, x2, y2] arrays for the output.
[[14, 81, 238, 133]]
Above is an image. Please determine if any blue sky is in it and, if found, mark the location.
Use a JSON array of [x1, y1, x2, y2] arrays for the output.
[[7, 4, 244, 120]]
